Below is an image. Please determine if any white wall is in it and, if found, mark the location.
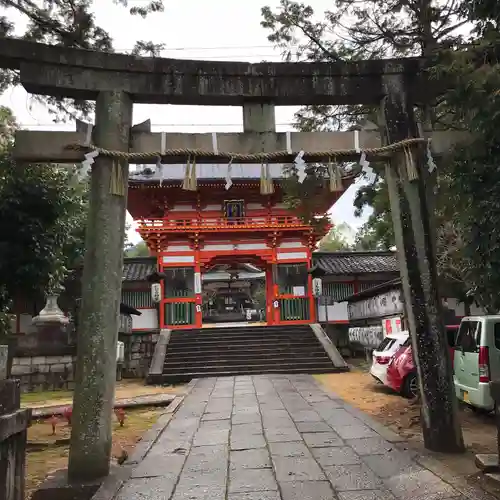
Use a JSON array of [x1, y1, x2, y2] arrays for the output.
[[132, 309, 158, 330], [318, 297, 487, 325], [317, 302, 349, 323]]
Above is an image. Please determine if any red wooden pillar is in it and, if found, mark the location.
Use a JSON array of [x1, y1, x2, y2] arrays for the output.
[[308, 272, 316, 323], [158, 255, 165, 330], [194, 259, 202, 328], [265, 263, 275, 325]]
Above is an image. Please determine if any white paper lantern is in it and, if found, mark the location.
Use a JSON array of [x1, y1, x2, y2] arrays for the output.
[[151, 283, 162, 303]]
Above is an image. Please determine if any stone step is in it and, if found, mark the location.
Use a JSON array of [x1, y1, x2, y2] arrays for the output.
[[179, 327, 312, 334], [166, 343, 321, 353], [163, 347, 327, 359], [167, 336, 320, 346], [161, 361, 338, 374], [150, 365, 347, 384], [151, 324, 346, 384], [168, 331, 313, 340], [164, 354, 332, 368]]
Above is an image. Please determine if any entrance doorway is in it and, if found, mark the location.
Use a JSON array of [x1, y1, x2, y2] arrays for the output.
[[202, 263, 266, 325], [201, 259, 266, 326]]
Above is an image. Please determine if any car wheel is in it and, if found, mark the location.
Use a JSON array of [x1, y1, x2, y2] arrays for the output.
[[402, 373, 419, 399]]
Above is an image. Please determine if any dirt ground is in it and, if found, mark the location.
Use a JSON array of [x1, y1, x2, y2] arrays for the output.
[[23, 380, 185, 499], [25, 406, 165, 498]]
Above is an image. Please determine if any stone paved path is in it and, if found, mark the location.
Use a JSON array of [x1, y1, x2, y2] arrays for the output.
[[112, 375, 492, 500]]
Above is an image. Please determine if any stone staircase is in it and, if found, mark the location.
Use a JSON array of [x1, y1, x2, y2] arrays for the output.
[[148, 324, 348, 384]]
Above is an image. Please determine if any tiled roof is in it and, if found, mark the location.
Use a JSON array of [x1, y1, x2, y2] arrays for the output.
[[122, 252, 399, 282], [311, 251, 399, 275], [123, 257, 157, 282]]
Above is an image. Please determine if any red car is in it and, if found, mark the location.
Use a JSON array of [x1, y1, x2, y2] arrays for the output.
[[386, 338, 417, 398], [386, 326, 459, 399]]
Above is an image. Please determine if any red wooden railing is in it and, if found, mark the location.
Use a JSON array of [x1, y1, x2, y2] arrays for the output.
[[136, 215, 311, 232]]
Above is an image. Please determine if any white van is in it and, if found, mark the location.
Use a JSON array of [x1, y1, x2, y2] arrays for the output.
[[454, 316, 500, 412]]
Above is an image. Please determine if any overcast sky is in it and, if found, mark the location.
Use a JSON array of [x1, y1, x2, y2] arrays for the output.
[[0, 0, 371, 244]]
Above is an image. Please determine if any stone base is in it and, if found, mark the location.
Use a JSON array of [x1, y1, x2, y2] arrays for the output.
[[476, 454, 500, 473], [485, 472, 500, 490], [30, 468, 106, 500]]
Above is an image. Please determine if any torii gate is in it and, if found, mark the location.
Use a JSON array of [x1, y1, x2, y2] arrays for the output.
[[0, 37, 467, 482]]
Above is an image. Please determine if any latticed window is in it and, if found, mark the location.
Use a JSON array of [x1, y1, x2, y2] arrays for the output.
[[121, 290, 153, 309], [162, 267, 195, 298], [358, 281, 384, 292], [276, 263, 308, 294], [322, 282, 355, 303]]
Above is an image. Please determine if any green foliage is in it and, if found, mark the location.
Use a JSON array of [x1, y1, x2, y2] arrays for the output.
[[0, 106, 87, 314], [125, 241, 150, 258], [281, 163, 335, 235], [260, 0, 467, 248], [261, 0, 465, 131], [318, 223, 354, 251], [352, 164, 395, 250], [0, 0, 165, 118], [434, 18, 500, 311]]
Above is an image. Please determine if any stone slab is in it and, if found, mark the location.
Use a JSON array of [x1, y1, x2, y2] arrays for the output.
[[230, 449, 272, 470], [475, 454, 500, 473], [324, 464, 383, 491], [337, 491, 396, 500], [383, 468, 458, 500], [272, 456, 326, 481], [332, 424, 380, 440], [302, 431, 344, 448], [115, 477, 176, 500], [228, 468, 278, 493], [279, 481, 336, 500], [295, 421, 332, 433], [362, 450, 423, 479], [312, 446, 361, 466], [228, 492, 281, 500], [346, 437, 395, 456]]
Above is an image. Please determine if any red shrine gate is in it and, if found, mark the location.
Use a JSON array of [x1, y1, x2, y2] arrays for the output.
[[128, 168, 345, 330]]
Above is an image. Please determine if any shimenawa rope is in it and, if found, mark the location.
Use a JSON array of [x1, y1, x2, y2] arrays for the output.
[[67, 137, 430, 164]]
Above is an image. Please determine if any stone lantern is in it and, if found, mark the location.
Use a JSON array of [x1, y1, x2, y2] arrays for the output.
[[12, 293, 74, 360], [32, 294, 69, 326]]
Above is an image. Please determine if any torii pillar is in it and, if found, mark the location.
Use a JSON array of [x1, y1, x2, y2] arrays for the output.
[[380, 73, 464, 453], [68, 91, 133, 481]]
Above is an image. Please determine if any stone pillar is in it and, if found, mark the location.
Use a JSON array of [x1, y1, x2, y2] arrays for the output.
[[243, 103, 276, 133], [68, 91, 133, 482], [243, 103, 276, 325], [380, 73, 464, 452], [0, 344, 7, 380]]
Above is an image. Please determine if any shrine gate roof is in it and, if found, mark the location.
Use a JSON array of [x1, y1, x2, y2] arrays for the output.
[[129, 163, 318, 183], [311, 251, 399, 276]]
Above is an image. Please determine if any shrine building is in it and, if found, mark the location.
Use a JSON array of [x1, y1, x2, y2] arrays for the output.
[[126, 162, 349, 330]]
